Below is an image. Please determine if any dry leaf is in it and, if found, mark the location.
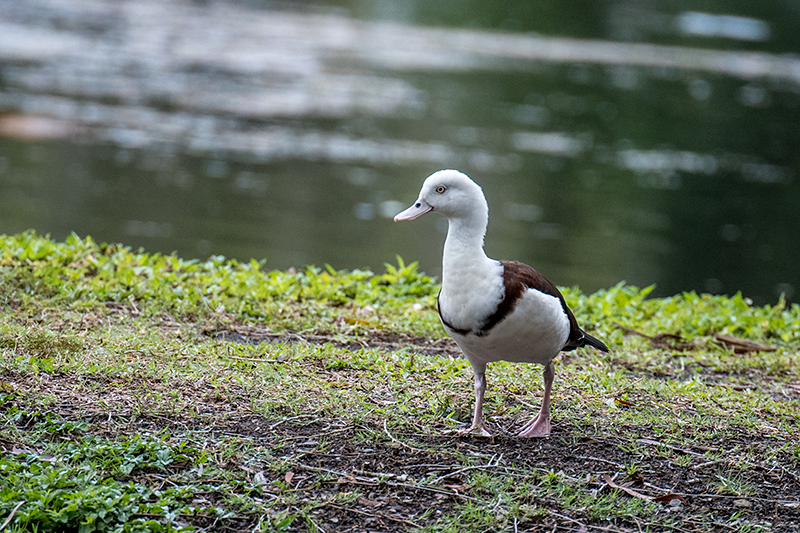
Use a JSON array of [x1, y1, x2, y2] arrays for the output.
[[357, 496, 383, 507], [614, 398, 636, 407], [603, 474, 652, 501], [284, 471, 295, 484], [653, 493, 688, 504]]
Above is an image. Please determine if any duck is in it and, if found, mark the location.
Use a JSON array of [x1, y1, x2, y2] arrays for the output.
[[394, 169, 608, 437]]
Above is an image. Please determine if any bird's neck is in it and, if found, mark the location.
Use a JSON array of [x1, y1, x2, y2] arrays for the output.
[[442, 214, 494, 281], [439, 213, 505, 329]]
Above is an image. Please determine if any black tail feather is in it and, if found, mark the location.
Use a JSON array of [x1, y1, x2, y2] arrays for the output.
[[562, 330, 609, 352], [582, 332, 609, 352]]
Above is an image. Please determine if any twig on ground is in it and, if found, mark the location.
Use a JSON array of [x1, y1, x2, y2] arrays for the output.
[[430, 453, 503, 483], [636, 438, 705, 456], [383, 419, 429, 453], [549, 510, 627, 532], [612, 323, 697, 351], [304, 513, 327, 533], [268, 414, 317, 430], [603, 474, 688, 505], [575, 455, 625, 469], [692, 458, 726, 470], [0, 501, 26, 532]]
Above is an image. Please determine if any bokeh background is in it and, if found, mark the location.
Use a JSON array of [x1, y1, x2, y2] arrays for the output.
[[1, 0, 799, 303]]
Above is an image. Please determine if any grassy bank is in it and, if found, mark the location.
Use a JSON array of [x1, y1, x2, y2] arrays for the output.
[[1, 232, 798, 532]]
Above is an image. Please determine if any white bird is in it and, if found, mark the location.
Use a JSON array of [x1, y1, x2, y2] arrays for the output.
[[394, 169, 608, 437]]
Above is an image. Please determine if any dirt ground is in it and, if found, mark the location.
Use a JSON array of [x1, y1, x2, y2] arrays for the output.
[[3, 329, 799, 532]]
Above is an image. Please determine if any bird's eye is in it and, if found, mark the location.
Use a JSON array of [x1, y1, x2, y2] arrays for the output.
[[435, 185, 446, 194]]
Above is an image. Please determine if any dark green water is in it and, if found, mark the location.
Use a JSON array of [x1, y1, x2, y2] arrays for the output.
[[1, 1, 799, 303]]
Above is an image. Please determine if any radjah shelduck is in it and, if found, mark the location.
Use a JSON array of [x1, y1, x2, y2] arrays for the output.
[[394, 169, 608, 437]]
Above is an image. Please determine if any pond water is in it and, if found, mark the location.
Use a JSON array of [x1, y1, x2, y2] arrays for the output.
[[1, 0, 799, 304]]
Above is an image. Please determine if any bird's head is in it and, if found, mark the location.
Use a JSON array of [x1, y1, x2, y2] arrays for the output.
[[394, 169, 488, 223]]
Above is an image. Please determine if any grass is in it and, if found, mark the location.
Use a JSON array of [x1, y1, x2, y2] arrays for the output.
[[0, 231, 798, 532]]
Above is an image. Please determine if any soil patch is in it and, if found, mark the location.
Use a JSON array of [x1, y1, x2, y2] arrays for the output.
[[2, 369, 799, 532]]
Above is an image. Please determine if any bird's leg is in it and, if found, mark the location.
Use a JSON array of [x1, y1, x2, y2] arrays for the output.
[[459, 370, 492, 437], [518, 361, 554, 437]]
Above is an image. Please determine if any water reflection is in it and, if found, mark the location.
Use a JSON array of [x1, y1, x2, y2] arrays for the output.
[[676, 12, 771, 42], [0, 0, 799, 304]]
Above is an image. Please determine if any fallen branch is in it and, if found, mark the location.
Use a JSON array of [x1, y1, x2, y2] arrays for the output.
[[613, 323, 777, 353], [713, 333, 776, 353], [613, 323, 698, 351]]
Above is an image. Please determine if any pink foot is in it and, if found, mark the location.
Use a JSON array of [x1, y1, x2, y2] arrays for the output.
[[458, 423, 492, 437], [518, 414, 551, 438]]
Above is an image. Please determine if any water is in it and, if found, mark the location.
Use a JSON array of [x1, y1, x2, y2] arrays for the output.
[[1, 0, 799, 304]]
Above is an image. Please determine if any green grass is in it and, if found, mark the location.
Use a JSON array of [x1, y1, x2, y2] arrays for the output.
[[0, 231, 799, 532]]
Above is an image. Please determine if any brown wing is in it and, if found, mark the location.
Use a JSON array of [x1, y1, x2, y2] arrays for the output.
[[483, 261, 607, 352]]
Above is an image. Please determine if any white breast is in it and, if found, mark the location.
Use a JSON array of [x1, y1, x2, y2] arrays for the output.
[[448, 287, 570, 367], [439, 255, 504, 333]]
